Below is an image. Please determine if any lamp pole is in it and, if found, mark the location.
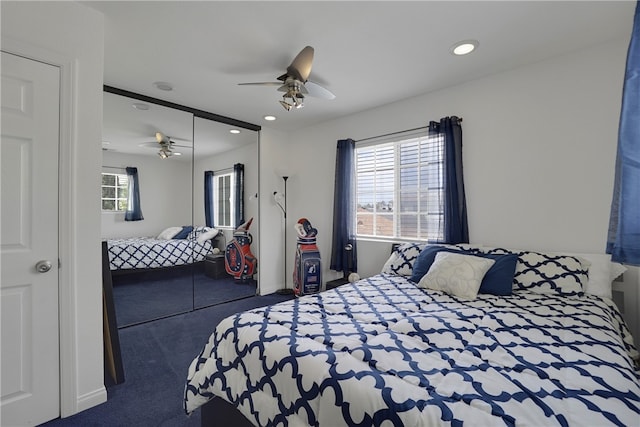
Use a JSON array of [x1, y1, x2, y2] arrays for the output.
[[277, 176, 293, 295]]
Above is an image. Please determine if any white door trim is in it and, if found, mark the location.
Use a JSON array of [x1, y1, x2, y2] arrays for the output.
[[1, 36, 107, 417]]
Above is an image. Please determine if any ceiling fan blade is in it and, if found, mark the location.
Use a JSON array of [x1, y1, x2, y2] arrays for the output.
[[140, 141, 190, 149], [304, 81, 335, 100], [155, 131, 169, 144], [287, 46, 314, 82], [167, 136, 192, 144], [238, 82, 282, 86]]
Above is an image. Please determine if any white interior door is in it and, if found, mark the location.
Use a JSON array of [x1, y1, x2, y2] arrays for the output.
[[1, 51, 61, 426]]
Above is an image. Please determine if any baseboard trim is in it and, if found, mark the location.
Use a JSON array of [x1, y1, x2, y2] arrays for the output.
[[74, 386, 107, 415]]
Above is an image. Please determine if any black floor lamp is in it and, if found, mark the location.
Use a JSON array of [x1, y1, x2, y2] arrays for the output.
[[275, 176, 293, 295]]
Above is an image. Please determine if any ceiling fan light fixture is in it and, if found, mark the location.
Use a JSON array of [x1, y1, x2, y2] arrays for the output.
[[450, 40, 478, 56], [158, 147, 172, 159], [280, 99, 293, 111]]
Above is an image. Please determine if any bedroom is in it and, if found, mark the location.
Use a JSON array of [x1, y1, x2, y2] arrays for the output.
[[1, 1, 638, 426]]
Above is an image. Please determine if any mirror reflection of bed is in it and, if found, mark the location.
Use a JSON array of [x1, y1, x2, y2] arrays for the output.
[[101, 89, 260, 328]]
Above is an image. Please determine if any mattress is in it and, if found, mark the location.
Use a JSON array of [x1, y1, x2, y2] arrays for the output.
[[184, 273, 640, 426], [107, 237, 212, 270]]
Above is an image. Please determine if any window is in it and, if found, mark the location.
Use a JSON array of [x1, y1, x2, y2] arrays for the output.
[[214, 172, 235, 228], [101, 172, 128, 211], [355, 131, 444, 242]]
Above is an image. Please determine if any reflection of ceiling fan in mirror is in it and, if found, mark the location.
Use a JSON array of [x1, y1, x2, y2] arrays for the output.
[[139, 131, 191, 159], [238, 46, 335, 111]]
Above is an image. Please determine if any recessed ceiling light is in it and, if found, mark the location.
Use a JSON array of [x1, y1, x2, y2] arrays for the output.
[[263, 115, 276, 121], [450, 40, 478, 56], [153, 81, 173, 91], [173, 152, 182, 156], [132, 102, 150, 111], [229, 129, 241, 134]]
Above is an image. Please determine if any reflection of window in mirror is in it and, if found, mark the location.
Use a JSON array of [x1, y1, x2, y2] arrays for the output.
[[101, 171, 128, 211], [215, 172, 234, 228]]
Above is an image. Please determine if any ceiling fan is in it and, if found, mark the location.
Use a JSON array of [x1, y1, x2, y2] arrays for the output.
[[139, 132, 190, 159], [238, 46, 335, 111]]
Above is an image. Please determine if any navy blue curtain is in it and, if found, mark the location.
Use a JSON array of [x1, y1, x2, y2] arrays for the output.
[[124, 167, 143, 221], [233, 163, 245, 228], [607, 1, 640, 266], [429, 117, 468, 244], [330, 139, 358, 275], [204, 171, 214, 228]]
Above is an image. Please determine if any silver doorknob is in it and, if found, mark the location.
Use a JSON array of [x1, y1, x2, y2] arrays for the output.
[[35, 260, 52, 273]]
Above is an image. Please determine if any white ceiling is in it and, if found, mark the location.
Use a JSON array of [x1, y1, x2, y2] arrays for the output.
[[88, 1, 635, 134]]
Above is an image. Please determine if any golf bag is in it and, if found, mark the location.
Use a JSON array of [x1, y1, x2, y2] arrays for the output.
[[293, 218, 321, 296], [225, 217, 257, 282]]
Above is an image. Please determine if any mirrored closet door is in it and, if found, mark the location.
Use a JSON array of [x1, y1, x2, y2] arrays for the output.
[[101, 88, 260, 327], [192, 117, 259, 309]]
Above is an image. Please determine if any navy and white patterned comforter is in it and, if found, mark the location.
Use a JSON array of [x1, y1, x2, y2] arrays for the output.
[[184, 274, 640, 426], [107, 237, 212, 270]]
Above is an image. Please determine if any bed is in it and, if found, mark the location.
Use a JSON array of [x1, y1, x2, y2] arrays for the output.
[[184, 243, 640, 426], [107, 225, 219, 271]]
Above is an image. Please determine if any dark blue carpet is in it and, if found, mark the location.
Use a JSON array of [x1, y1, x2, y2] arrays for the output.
[[112, 267, 256, 327], [40, 292, 294, 427]]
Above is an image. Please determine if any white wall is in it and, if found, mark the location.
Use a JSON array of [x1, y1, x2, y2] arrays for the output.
[[1, 1, 106, 416], [258, 127, 292, 294], [260, 38, 640, 340], [101, 151, 192, 238]]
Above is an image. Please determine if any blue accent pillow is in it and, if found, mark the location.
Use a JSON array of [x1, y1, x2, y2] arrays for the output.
[[410, 245, 457, 283], [411, 245, 517, 296], [476, 253, 518, 296], [173, 225, 193, 239]]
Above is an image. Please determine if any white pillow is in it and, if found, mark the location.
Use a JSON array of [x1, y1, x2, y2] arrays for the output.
[[196, 227, 220, 244], [157, 226, 182, 240], [562, 252, 627, 299], [417, 252, 495, 300]]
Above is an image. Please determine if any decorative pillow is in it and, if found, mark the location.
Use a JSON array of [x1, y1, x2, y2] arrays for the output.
[[381, 242, 428, 277], [196, 228, 220, 244], [173, 225, 194, 240], [482, 248, 588, 297], [561, 252, 627, 299], [410, 245, 463, 283], [186, 226, 209, 241], [157, 226, 182, 240], [417, 252, 495, 300], [477, 253, 518, 296], [411, 246, 516, 296]]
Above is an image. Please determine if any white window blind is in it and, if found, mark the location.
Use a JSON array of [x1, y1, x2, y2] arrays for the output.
[[215, 172, 235, 228], [355, 130, 444, 241]]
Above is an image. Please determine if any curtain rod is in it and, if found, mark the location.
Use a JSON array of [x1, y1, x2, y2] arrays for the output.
[[354, 117, 463, 143], [102, 165, 126, 170]]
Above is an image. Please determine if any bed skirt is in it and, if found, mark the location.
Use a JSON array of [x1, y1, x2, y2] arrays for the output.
[[201, 397, 253, 427]]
